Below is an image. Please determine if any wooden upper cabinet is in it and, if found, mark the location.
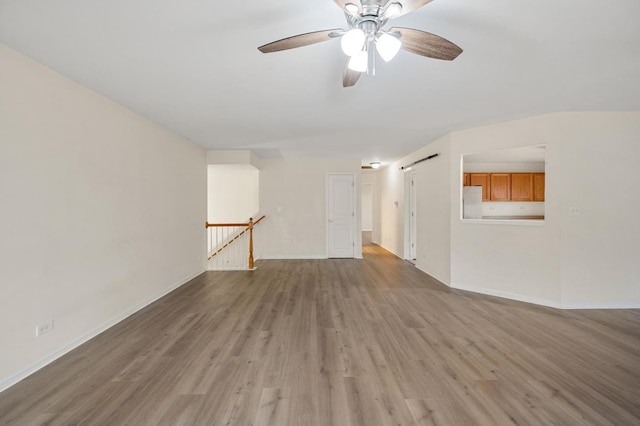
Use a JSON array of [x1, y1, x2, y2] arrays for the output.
[[465, 171, 545, 202], [533, 173, 545, 201], [511, 173, 534, 201], [490, 173, 511, 201], [469, 173, 490, 201]]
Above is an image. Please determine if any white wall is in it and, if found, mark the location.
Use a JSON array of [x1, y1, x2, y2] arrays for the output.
[[415, 137, 452, 285], [375, 138, 450, 282], [555, 113, 640, 308], [206, 150, 257, 166], [450, 115, 564, 305], [207, 164, 259, 222], [450, 112, 640, 308], [0, 44, 206, 390], [361, 183, 373, 231], [379, 162, 405, 257], [379, 137, 452, 282], [463, 162, 545, 173], [255, 158, 362, 259]]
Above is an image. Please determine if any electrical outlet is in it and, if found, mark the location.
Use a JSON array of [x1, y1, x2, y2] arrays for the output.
[[36, 320, 54, 337], [569, 206, 581, 216]]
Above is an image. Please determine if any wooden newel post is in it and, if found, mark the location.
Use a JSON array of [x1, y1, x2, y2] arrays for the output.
[[248, 217, 254, 269]]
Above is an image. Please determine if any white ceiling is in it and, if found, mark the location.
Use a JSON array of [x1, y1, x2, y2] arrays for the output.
[[1, 0, 638, 166]]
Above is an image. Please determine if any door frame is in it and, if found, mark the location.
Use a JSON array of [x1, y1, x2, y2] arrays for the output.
[[326, 172, 360, 259]]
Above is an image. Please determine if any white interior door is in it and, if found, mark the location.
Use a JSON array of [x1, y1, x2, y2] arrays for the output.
[[328, 174, 355, 258]]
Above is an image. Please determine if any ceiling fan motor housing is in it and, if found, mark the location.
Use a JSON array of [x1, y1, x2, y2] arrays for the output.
[[359, 19, 381, 40]]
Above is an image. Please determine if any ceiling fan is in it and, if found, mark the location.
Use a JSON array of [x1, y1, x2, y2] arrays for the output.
[[258, 0, 463, 87]]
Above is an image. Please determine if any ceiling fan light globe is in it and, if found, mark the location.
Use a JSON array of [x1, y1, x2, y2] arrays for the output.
[[348, 51, 368, 72], [375, 33, 402, 62], [345, 3, 360, 15], [382, 2, 403, 19], [341, 28, 366, 56]]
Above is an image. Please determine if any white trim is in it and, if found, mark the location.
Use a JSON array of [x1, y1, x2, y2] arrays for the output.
[[451, 283, 563, 309], [450, 283, 640, 310], [415, 264, 450, 288], [0, 269, 205, 393], [560, 301, 640, 310], [378, 244, 402, 259], [260, 254, 328, 260], [460, 219, 545, 226], [207, 267, 255, 271]]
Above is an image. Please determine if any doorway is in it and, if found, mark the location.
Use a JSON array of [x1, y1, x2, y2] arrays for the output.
[[361, 183, 373, 249]]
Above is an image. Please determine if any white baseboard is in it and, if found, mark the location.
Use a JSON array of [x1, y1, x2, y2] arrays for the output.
[[378, 244, 402, 259], [0, 269, 205, 394], [451, 283, 640, 310], [560, 301, 640, 310], [260, 255, 365, 260], [259, 254, 328, 260], [207, 267, 254, 271], [451, 283, 563, 309], [414, 265, 450, 288]]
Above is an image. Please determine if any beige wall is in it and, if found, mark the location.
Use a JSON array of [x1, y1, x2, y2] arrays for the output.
[[377, 112, 640, 308], [256, 158, 362, 259], [0, 44, 207, 390], [554, 113, 640, 307], [378, 135, 452, 282], [379, 160, 405, 258], [450, 116, 563, 305], [207, 164, 259, 223]]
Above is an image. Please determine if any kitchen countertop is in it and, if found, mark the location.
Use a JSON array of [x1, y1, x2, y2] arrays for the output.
[[482, 215, 544, 220]]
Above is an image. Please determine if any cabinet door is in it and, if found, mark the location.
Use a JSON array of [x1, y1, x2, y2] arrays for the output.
[[533, 173, 545, 201], [511, 173, 533, 201], [470, 173, 490, 201], [490, 173, 511, 201]]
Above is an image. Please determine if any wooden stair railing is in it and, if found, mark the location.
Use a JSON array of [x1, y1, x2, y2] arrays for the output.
[[205, 215, 265, 269]]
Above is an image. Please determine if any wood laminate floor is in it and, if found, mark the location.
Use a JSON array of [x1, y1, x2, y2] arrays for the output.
[[1, 238, 640, 425]]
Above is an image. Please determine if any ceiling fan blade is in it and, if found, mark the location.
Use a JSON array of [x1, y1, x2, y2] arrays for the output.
[[343, 60, 362, 87], [394, 0, 434, 17], [390, 27, 462, 60], [258, 29, 342, 53]]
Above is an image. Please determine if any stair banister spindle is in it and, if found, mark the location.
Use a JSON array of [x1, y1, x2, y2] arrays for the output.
[[248, 217, 254, 270]]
